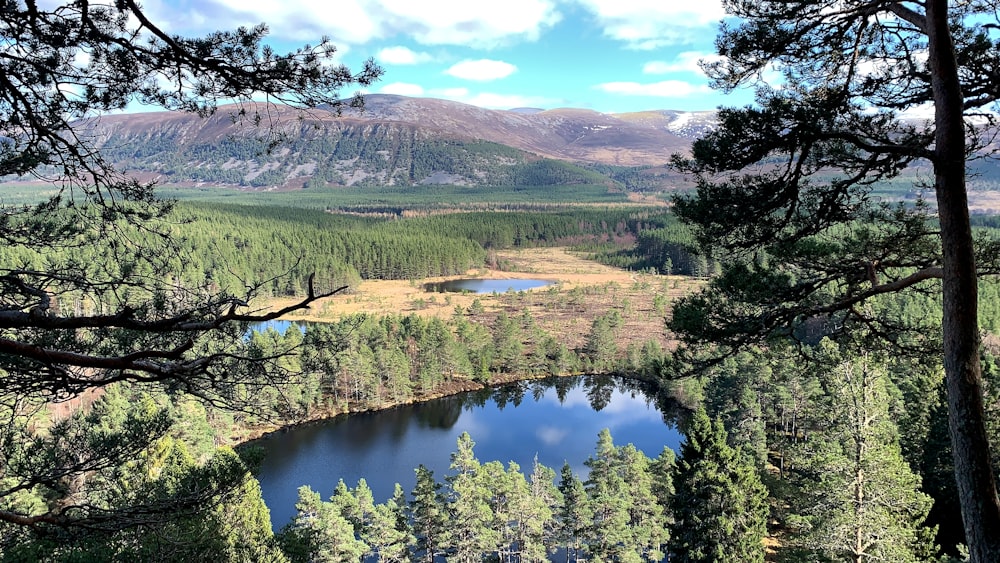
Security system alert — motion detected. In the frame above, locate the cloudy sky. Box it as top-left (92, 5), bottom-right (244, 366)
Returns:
top-left (148, 0), bottom-right (756, 113)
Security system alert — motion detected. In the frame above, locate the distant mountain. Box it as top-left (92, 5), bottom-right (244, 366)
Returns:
top-left (338, 95), bottom-right (712, 165)
top-left (75, 94), bottom-right (716, 189)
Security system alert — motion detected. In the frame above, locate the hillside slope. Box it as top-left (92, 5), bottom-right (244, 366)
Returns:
top-left (77, 95), bottom-right (715, 188)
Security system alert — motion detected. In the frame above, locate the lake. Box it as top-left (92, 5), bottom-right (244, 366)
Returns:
top-left (423, 278), bottom-right (554, 294)
top-left (253, 376), bottom-right (684, 530)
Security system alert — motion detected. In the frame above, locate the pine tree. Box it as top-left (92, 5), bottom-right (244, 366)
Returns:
top-left (361, 483), bottom-right (413, 563)
top-left (492, 312), bottom-right (525, 374)
top-left (666, 2), bottom-right (1000, 558)
top-left (585, 316), bottom-right (618, 372)
top-left (0, 0), bottom-right (379, 536)
top-left (619, 443), bottom-right (669, 561)
top-left (670, 409), bottom-right (767, 563)
top-left (650, 446), bottom-right (676, 515)
top-left (584, 429), bottom-right (635, 562)
top-left (280, 486), bottom-right (366, 563)
top-left (410, 465), bottom-right (448, 563)
top-left (528, 456), bottom-right (563, 558)
top-left (446, 432), bottom-right (500, 562)
top-left (558, 462), bottom-right (594, 563)
top-left (791, 355), bottom-right (935, 562)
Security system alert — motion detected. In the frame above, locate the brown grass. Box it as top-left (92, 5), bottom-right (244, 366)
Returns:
top-left (265, 247), bottom-right (701, 354)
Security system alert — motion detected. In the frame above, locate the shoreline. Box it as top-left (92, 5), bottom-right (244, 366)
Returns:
top-left (236, 369), bottom-right (671, 448)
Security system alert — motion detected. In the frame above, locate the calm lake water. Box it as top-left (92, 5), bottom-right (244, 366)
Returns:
top-left (424, 278), bottom-right (554, 294)
top-left (253, 376), bottom-right (684, 530)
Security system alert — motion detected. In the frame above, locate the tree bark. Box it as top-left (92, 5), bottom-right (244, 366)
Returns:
top-left (926, 2), bottom-right (1000, 560)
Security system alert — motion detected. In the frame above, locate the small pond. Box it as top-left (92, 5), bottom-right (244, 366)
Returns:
top-left (423, 278), bottom-right (554, 294)
top-left (252, 376), bottom-right (684, 530)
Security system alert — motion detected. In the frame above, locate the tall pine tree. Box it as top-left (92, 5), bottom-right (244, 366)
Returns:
top-left (790, 354), bottom-right (935, 562)
top-left (670, 409), bottom-right (767, 563)
top-left (410, 465), bottom-right (447, 563)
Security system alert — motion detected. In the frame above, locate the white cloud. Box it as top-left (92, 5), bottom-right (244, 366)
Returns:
top-left (536, 426), bottom-right (569, 446)
top-left (377, 46), bottom-right (434, 65)
top-left (379, 82), bottom-right (425, 96)
top-left (445, 59), bottom-right (518, 81)
top-left (596, 80), bottom-right (712, 97)
top-left (573, 0), bottom-right (725, 49)
top-left (643, 51), bottom-right (722, 74)
top-left (376, 0), bottom-right (561, 47)
top-left (159, 0), bottom-right (560, 48)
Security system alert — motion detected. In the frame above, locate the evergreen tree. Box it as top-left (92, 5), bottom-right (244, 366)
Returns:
top-left (328, 479), bottom-right (359, 527)
top-left (492, 312), bottom-right (526, 374)
top-left (361, 483), bottom-right (413, 563)
top-left (619, 443), bottom-right (669, 561)
top-left (705, 354), bottom-right (769, 464)
top-left (670, 409), bottom-right (767, 563)
top-left (585, 315), bottom-right (618, 372)
top-left (280, 486), bottom-right (366, 563)
top-left (558, 462), bottom-right (594, 563)
top-left (410, 465), bottom-right (448, 563)
top-left (446, 432), bottom-right (500, 562)
top-left (529, 456), bottom-right (563, 558)
top-left (0, 0), bottom-right (379, 537)
top-left (584, 429), bottom-right (635, 562)
top-left (650, 446), bottom-right (676, 514)
top-left (667, 2), bottom-right (1000, 557)
top-left (790, 355), bottom-right (935, 562)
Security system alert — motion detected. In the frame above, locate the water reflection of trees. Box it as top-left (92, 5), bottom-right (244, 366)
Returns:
top-left (450, 376), bottom-right (686, 430)
top-left (259, 376), bottom-right (686, 461)
top-left (410, 395), bottom-right (464, 430)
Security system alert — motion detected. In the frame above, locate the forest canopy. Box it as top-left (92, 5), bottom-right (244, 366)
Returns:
top-left (0, 0), bottom-right (379, 539)
top-left (668, 1), bottom-right (1000, 560)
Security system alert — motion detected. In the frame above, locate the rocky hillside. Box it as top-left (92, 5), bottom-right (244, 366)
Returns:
top-left (77, 95), bottom-right (716, 189)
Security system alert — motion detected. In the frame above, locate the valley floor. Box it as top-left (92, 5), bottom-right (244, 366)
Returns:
top-left (265, 247), bottom-right (700, 354)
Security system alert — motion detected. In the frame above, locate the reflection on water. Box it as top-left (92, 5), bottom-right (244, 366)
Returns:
top-left (252, 376), bottom-right (684, 530)
top-left (247, 319), bottom-right (307, 337)
top-left (423, 278), bottom-right (554, 294)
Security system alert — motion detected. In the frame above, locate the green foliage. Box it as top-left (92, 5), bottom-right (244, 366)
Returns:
top-left (410, 465), bottom-right (447, 563)
top-left (670, 409), bottom-right (767, 563)
top-left (582, 429), bottom-right (670, 562)
top-left (3, 423), bottom-right (284, 562)
top-left (269, 427), bottom-right (677, 563)
top-left (278, 486), bottom-right (365, 563)
top-left (0, 14), bottom-right (379, 544)
top-left (786, 351), bottom-right (935, 562)
top-left (585, 312), bottom-right (620, 372)
top-left (558, 462), bottom-right (595, 562)
top-left (668, 4), bottom-right (1000, 556)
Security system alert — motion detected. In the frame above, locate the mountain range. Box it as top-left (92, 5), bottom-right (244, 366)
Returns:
top-left (80, 94), bottom-right (718, 189)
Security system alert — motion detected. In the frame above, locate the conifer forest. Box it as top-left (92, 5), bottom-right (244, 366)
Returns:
top-left (4, 1), bottom-right (1000, 562)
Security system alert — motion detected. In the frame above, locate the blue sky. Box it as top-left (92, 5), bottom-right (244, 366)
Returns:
top-left (148, 0), bottom-right (758, 114)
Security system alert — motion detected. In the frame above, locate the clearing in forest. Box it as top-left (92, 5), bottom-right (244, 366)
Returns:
top-left (268, 247), bottom-right (699, 353)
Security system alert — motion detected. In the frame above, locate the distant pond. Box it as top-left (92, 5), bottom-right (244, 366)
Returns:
top-left (253, 376), bottom-right (685, 530)
top-left (423, 278), bottom-right (554, 294)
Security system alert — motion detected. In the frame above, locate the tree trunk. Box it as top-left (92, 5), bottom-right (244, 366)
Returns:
top-left (926, 2), bottom-right (1000, 560)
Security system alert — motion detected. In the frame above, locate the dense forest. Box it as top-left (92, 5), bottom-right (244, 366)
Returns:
top-left (3, 197), bottom-right (1000, 561)
top-left (7, 0), bottom-right (1000, 560)
top-left (0, 202), bottom-right (706, 300)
